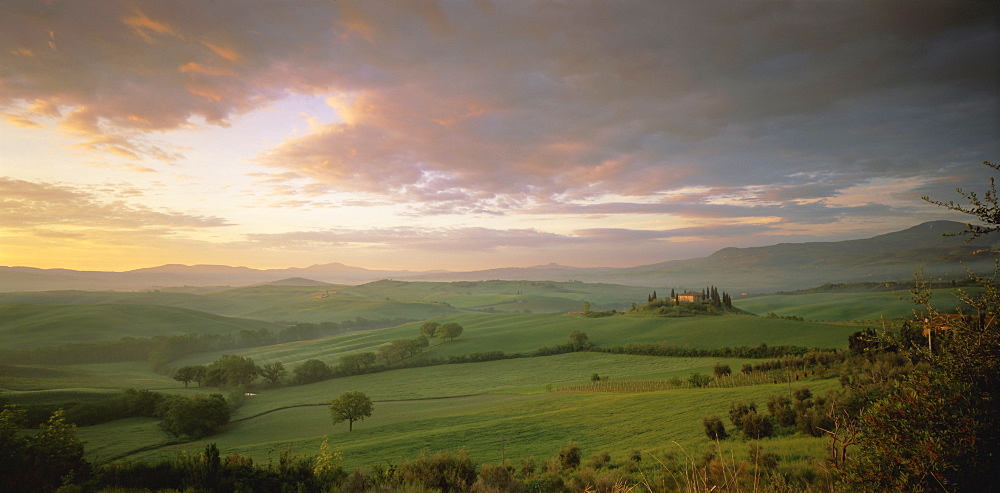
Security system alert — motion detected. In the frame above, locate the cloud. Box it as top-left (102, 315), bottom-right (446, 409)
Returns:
top-left (0, 177), bottom-right (232, 230)
top-left (246, 0), bottom-right (997, 215)
top-left (2, 0), bottom-right (997, 234)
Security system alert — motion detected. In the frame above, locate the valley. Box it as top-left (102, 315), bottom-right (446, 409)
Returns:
top-left (1, 222), bottom-right (996, 492)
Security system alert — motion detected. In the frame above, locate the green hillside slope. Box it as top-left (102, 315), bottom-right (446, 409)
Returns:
top-left (0, 289), bottom-right (244, 313)
top-left (0, 281), bottom-right (656, 324)
top-left (87, 353), bottom-right (839, 469)
top-left (734, 288), bottom-right (979, 322)
top-left (169, 312), bottom-right (860, 372)
top-left (0, 304), bottom-right (279, 349)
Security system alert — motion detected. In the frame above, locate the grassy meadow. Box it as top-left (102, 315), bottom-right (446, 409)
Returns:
top-left (733, 287), bottom-right (981, 322)
top-left (0, 304), bottom-right (279, 349)
top-left (76, 352), bottom-right (841, 470)
top-left (1, 278), bottom-right (936, 487)
top-left (162, 312), bottom-right (862, 373)
top-left (0, 280), bottom-right (653, 325)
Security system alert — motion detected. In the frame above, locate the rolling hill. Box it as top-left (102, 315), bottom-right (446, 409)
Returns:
top-left (0, 304), bottom-right (280, 349)
top-left (1, 221), bottom-right (994, 293)
top-left (0, 280), bottom-right (654, 322)
top-left (611, 220), bottom-right (997, 289)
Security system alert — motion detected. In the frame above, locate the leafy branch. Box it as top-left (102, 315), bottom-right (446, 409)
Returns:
top-left (921, 161), bottom-right (999, 240)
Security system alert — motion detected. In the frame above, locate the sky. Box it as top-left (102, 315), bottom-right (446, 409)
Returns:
top-left (1, 0), bottom-right (998, 272)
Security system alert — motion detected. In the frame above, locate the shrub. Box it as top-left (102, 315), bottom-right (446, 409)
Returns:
top-left (793, 387), bottom-right (812, 402)
top-left (159, 394), bottom-right (230, 439)
top-left (398, 449), bottom-right (478, 492)
top-left (703, 415), bottom-right (728, 440)
top-left (728, 401), bottom-right (756, 429)
top-left (558, 442), bottom-right (582, 470)
top-left (740, 411), bottom-right (774, 439)
top-left (766, 394), bottom-right (797, 428)
top-left (471, 463), bottom-right (522, 493)
top-left (629, 450), bottom-right (642, 464)
top-left (588, 451), bottom-right (611, 470)
top-left (688, 373), bottom-right (713, 388)
top-left (713, 363), bottom-right (732, 378)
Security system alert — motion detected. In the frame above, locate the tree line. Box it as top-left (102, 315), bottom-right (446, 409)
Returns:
top-left (172, 322), bottom-right (468, 390)
top-left (593, 341), bottom-right (818, 359)
top-left (171, 331), bottom-right (822, 394)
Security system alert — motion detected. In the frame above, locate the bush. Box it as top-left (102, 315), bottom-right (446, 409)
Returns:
top-left (703, 415), bottom-right (728, 440)
top-left (159, 394), bottom-right (230, 439)
top-left (558, 442), bottom-right (582, 470)
top-left (472, 463), bottom-right (522, 493)
top-left (713, 363), bottom-right (732, 378)
top-left (688, 373), bottom-right (713, 388)
top-left (793, 387), bottom-right (812, 402)
top-left (398, 449), bottom-right (478, 492)
top-left (588, 451), bottom-right (611, 470)
top-left (728, 401), bottom-right (756, 429)
top-left (766, 394), bottom-right (797, 428)
top-left (740, 411), bottom-right (774, 439)
top-left (796, 407), bottom-right (834, 438)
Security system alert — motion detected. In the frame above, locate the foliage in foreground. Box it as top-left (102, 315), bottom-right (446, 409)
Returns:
top-left (44, 440), bottom-right (838, 493)
top-left (831, 268), bottom-right (1000, 492)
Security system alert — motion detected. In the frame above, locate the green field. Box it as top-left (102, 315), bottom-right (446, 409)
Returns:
top-left (0, 278), bottom-right (873, 485)
top-left (164, 312), bottom-right (861, 372)
top-left (0, 304), bottom-right (279, 349)
top-left (733, 287), bottom-right (980, 322)
top-left (0, 280), bottom-right (658, 325)
top-left (0, 361), bottom-right (178, 392)
top-left (74, 352), bottom-right (840, 469)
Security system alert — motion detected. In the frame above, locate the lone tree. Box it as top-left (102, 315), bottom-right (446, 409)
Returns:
top-left (329, 391), bottom-right (374, 431)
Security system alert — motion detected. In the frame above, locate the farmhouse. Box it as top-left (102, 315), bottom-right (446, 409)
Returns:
top-left (676, 291), bottom-right (706, 303)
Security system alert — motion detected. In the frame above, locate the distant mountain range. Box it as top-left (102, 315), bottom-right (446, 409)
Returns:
top-left (2, 221), bottom-right (996, 293)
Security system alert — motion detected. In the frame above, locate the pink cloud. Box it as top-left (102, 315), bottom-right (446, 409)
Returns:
top-left (0, 177), bottom-right (232, 230)
top-left (1, 0), bottom-right (995, 227)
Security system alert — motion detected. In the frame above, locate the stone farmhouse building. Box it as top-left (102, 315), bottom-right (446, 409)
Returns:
top-left (676, 291), bottom-right (707, 303)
